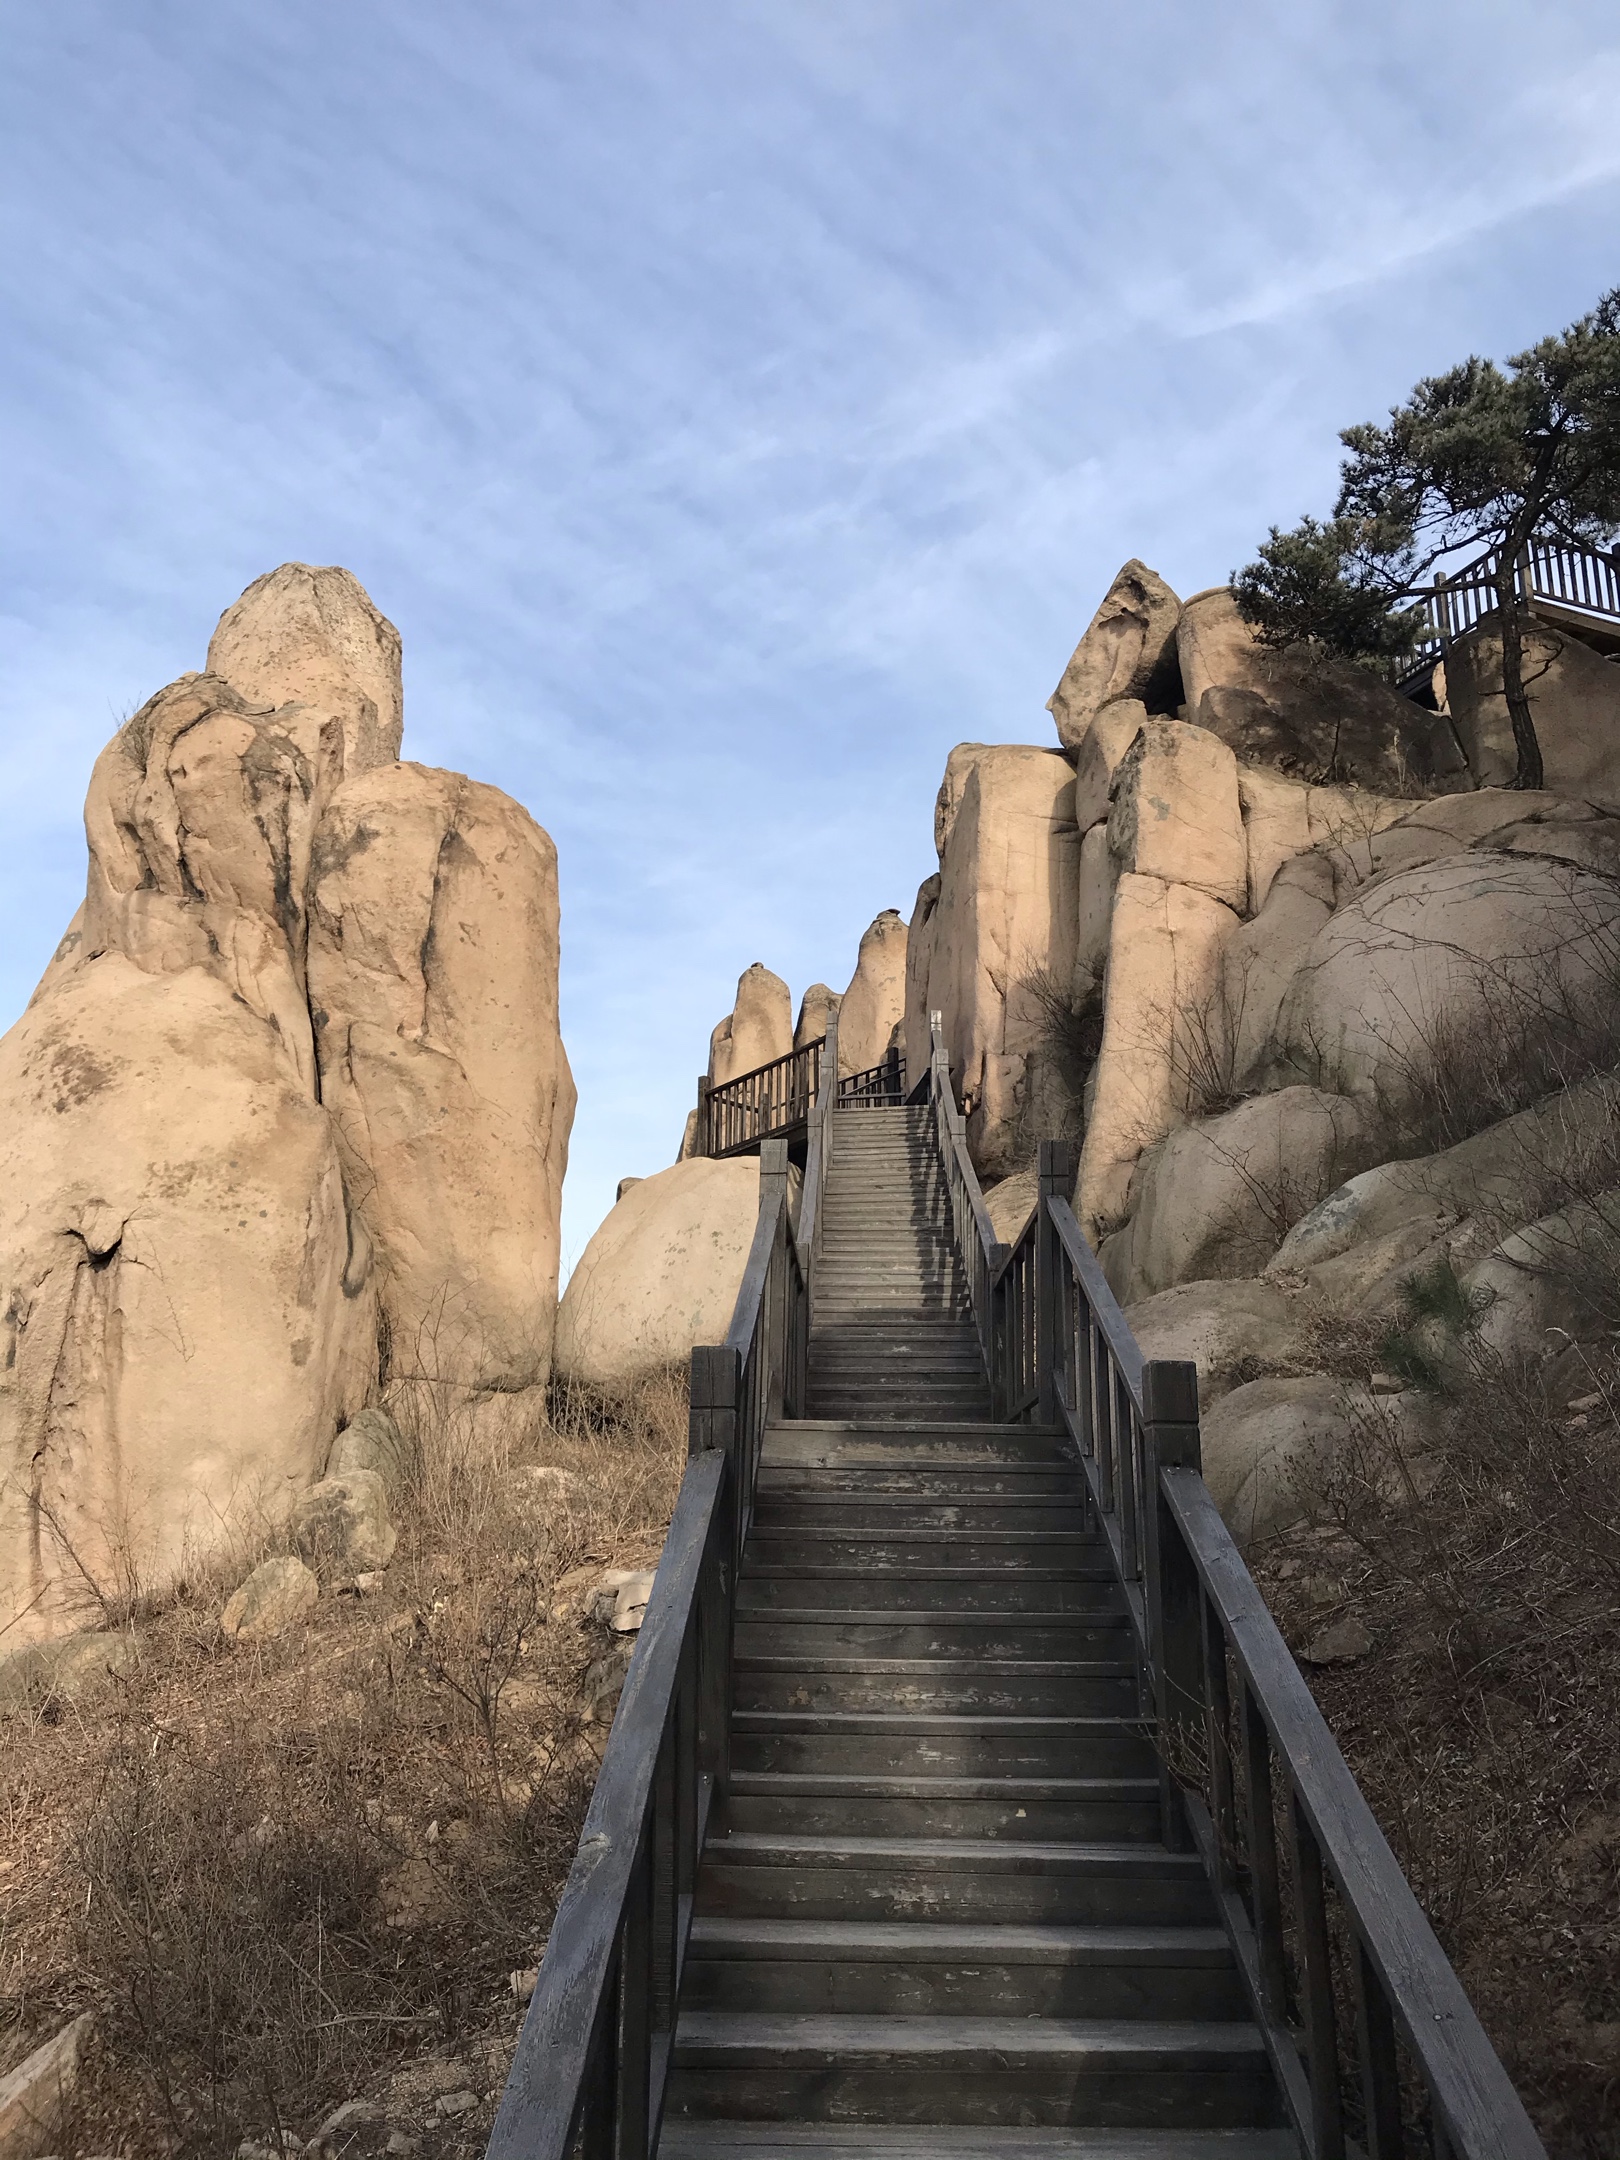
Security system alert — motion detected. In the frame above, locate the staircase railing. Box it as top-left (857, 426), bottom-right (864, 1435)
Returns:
top-left (695, 1035), bottom-right (823, 1157)
top-left (913, 1032), bottom-right (1545, 2156)
top-left (1393, 532), bottom-right (1620, 690)
top-left (487, 1133), bottom-right (810, 2160)
top-left (836, 1043), bottom-right (905, 1106)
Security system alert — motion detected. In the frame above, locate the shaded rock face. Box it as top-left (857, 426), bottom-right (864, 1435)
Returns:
top-left (838, 910), bottom-right (907, 1075)
top-left (308, 763), bottom-right (575, 1396)
top-left (1048, 560), bottom-right (1182, 752)
top-left (555, 1157), bottom-right (768, 1392)
top-left (1446, 617), bottom-right (1620, 798)
top-left (909, 747), bottom-right (1080, 1179)
top-left (1177, 588), bottom-right (1470, 795)
top-left (710, 963), bottom-right (793, 1085)
top-left (0, 565), bottom-right (572, 1647)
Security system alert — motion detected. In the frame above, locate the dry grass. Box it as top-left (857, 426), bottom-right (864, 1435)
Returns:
top-left (1252, 1345), bottom-right (1620, 2157)
top-left (0, 1366), bottom-right (687, 2158)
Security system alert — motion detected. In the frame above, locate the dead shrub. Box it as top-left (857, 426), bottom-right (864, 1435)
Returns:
top-left (1254, 1346), bottom-right (1620, 2156)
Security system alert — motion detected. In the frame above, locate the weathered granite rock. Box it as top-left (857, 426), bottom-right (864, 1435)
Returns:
top-left (1177, 588), bottom-right (1470, 793)
top-left (1074, 822), bottom-right (1117, 983)
top-left (0, 1629), bottom-right (138, 1708)
top-left (983, 1167), bottom-right (1039, 1246)
top-left (902, 873), bottom-right (942, 1078)
top-left (0, 956), bottom-right (374, 1645)
top-left (220, 1554), bottom-right (320, 1641)
top-left (1107, 720), bottom-right (1246, 912)
top-left (291, 1469), bottom-right (397, 1576)
top-left (1445, 616), bottom-right (1620, 797)
top-left (1047, 562), bottom-right (1182, 752)
top-left (913, 747), bottom-right (1081, 1179)
top-left (1077, 873), bottom-right (1236, 1239)
top-left (1275, 854), bottom-right (1620, 1105)
top-left (709, 963), bottom-right (793, 1085)
top-left (1200, 1376), bottom-right (1357, 1546)
top-left (555, 1157), bottom-right (771, 1392)
top-left (0, 2012), bottom-right (93, 2158)
top-left (838, 911), bottom-right (908, 1075)
top-left (207, 561), bottom-right (403, 772)
top-left (1218, 852), bottom-right (1337, 1093)
top-left (1104, 1087), bottom-right (1380, 1301)
top-left (1123, 1278), bottom-right (1304, 1407)
top-left (1238, 766), bottom-right (1411, 915)
top-left (794, 983), bottom-right (841, 1050)
top-left (1072, 699), bottom-right (1150, 833)
top-left (307, 762), bottom-right (574, 1399)
top-left (328, 1407), bottom-right (413, 1499)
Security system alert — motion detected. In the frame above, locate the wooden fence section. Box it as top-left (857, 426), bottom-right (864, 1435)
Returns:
top-left (1397, 534), bottom-right (1620, 688)
top-left (695, 1033), bottom-right (905, 1156)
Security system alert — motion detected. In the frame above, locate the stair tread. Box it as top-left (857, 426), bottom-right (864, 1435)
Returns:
top-left (688, 1918), bottom-right (1232, 1961)
top-left (710, 1834), bottom-right (1200, 1871)
top-left (674, 2012), bottom-right (1266, 2062)
top-left (729, 1775), bottom-right (1155, 1800)
top-left (660, 2128), bottom-right (1297, 2155)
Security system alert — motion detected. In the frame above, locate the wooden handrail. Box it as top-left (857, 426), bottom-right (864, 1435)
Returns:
top-left (1394, 531), bottom-right (1620, 689)
top-left (490, 1136), bottom-right (809, 2158)
top-left (696, 1036), bottom-right (825, 1158)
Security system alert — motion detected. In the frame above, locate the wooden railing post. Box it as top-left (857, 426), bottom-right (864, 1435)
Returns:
top-left (688, 1344), bottom-right (740, 1464)
top-left (695, 1076), bottom-right (712, 1159)
top-left (1141, 1357), bottom-right (1201, 1850)
top-left (1035, 1139), bottom-right (1076, 1428)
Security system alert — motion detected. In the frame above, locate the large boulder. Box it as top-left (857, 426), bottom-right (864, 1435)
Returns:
top-left (1103, 1086), bottom-right (1380, 1301)
top-left (709, 963), bottom-right (793, 1085)
top-left (1200, 1376), bottom-right (1354, 1547)
top-left (1107, 719), bottom-right (1246, 912)
top-left (206, 561), bottom-right (404, 772)
top-left (1274, 853), bottom-right (1620, 1106)
top-left (1176, 588), bottom-right (1470, 794)
top-left (912, 747), bottom-right (1081, 1179)
top-left (1124, 1278), bottom-right (1304, 1408)
top-left (307, 763), bottom-right (575, 1398)
top-left (1072, 698), bottom-right (1150, 832)
top-left (1077, 873), bottom-right (1236, 1239)
top-left (1445, 617), bottom-right (1620, 798)
top-left (838, 910), bottom-right (908, 1075)
top-left (1238, 766), bottom-right (1411, 915)
top-left (1047, 561), bottom-right (1182, 752)
top-left (555, 1157), bottom-right (769, 1392)
top-left (902, 873), bottom-right (942, 1077)
top-left (0, 956), bottom-right (374, 1645)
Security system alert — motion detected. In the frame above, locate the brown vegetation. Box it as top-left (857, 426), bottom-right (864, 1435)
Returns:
top-left (0, 1369), bottom-right (687, 2158)
top-left (1254, 1336), bottom-right (1620, 2158)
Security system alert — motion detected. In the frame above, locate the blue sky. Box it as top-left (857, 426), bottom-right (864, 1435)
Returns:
top-left (4, 0), bottom-right (1619, 1268)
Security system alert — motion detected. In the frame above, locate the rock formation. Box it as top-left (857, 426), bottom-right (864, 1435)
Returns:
top-left (837, 910), bottom-right (907, 1075)
top-left (709, 963), bottom-right (793, 1085)
top-left (0, 564), bottom-right (572, 1646)
top-left (1047, 560), bottom-right (1182, 752)
top-left (555, 1157), bottom-right (770, 1392)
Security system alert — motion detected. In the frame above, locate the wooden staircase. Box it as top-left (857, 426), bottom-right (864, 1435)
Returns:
top-left (661, 1106), bottom-right (1294, 2155)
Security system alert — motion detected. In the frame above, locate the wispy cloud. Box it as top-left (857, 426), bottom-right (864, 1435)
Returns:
top-left (2, 0), bottom-right (1618, 1263)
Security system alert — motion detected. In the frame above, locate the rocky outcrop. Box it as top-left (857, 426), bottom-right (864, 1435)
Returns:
top-left (1124, 1277), bottom-right (1304, 1408)
top-left (906, 747), bottom-right (1080, 1178)
top-left (0, 956), bottom-right (375, 1643)
top-left (555, 1158), bottom-right (771, 1392)
top-left (710, 964), bottom-right (793, 1085)
top-left (1107, 718), bottom-right (1247, 911)
top-left (1102, 1086), bottom-right (1380, 1301)
top-left (206, 560), bottom-right (404, 771)
top-left (0, 566), bottom-right (571, 1648)
top-left (1047, 561), bottom-right (1182, 751)
top-left (307, 763), bottom-right (574, 1399)
top-left (1446, 617), bottom-right (1620, 798)
top-left (838, 910), bottom-right (907, 1074)
top-left (1177, 588), bottom-right (1470, 794)
top-left (795, 983), bottom-right (840, 1049)
top-left (1275, 852), bottom-right (1620, 1105)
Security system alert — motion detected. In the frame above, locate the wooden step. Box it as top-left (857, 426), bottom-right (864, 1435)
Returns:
top-left (729, 1713), bottom-right (1159, 1780)
top-left (744, 1529), bottom-right (1106, 1570)
top-left (750, 1496), bottom-right (1086, 1532)
top-left (761, 1423), bottom-right (1071, 1464)
top-left (734, 1614), bottom-right (1133, 1662)
top-left (666, 2010), bottom-right (1277, 2127)
top-left (737, 1571), bottom-right (1120, 1614)
top-left (732, 1659), bottom-right (1137, 1717)
top-left (660, 2128), bottom-right (1298, 2157)
top-left (680, 1917), bottom-right (1247, 2019)
top-left (721, 1770), bottom-right (1160, 1840)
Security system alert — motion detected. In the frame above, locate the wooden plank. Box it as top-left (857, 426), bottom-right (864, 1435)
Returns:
top-left (1047, 1198), bottom-right (1146, 1407)
top-left (1161, 1466), bottom-right (1546, 2159)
